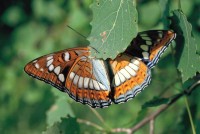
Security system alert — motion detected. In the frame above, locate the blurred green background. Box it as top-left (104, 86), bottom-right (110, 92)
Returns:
top-left (1, 0), bottom-right (200, 134)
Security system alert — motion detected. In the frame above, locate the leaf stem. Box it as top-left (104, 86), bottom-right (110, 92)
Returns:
top-left (184, 96), bottom-right (196, 134)
top-left (77, 118), bottom-right (104, 131)
top-left (89, 107), bottom-right (108, 128)
top-left (149, 119), bottom-right (154, 134)
top-left (178, 0), bottom-right (182, 10)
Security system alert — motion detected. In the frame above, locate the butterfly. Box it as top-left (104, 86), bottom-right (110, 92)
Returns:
top-left (24, 30), bottom-right (176, 108)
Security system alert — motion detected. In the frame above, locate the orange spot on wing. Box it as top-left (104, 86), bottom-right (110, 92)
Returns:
top-left (114, 62), bottom-right (148, 99)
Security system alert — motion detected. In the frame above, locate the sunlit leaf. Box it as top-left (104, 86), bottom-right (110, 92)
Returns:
top-left (46, 90), bottom-right (74, 126)
top-left (43, 123), bottom-right (60, 134)
top-left (88, 0), bottom-right (138, 59)
top-left (171, 10), bottom-right (200, 82)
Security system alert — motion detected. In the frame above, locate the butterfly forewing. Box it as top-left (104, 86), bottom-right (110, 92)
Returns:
top-left (24, 47), bottom-right (112, 108)
top-left (125, 30), bottom-right (176, 69)
top-left (25, 47), bottom-right (88, 91)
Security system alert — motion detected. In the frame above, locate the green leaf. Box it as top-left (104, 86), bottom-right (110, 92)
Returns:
top-left (88, 0), bottom-right (138, 59)
top-left (43, 117), bottom-right (80, 134)
top-left (46, 90), bottom-right (74, 126)
top-left (171, 10), bottom-right (200, 82)
top-left (142, 97), bottom-right (169, 109)
top-left (59, 117), bottom-right (80, 134)
top-left (194, 31), bottom-right (200, 55)
top-left (43, 123), bottom-right (61, 134)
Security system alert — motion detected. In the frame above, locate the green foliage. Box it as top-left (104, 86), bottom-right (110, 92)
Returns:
top-left (171, 9), bottom-right (200, 83)
top-left (88, 0), bottom-right (138, 59)
top-left (32, 0), bottom-right (65, 23)
top-left (138, 1), bottom-right (160, 28)
top-left (1, 0), bottom-right (200, 134)
top-left (46, 89), bottom-right (74, 127)
top-left (43, 117), bottom-right (80, 134)
top-left (1, 6), bottom-right (26, 27)
top-left (142, 97), bottom-right (169, 109)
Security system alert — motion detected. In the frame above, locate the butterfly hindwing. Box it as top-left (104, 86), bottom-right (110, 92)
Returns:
top-left (108, 54), bottom-right (151, 103)
top-left (66, 57), bottom-right (111, 108)
top-left (125, 30), bottom-right (176, 69)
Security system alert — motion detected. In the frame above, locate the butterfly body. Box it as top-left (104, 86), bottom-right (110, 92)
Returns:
top-left (25, 30), bottom-right (176, 108)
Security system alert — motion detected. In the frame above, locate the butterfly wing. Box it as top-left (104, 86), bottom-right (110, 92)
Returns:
top-left (66, 57), bottom-right (111, 108)
top-left (25, 30), bottom-right (176, 108)
top-left (125, 30), bottom-right (176, 69)
top-left (108, 54), bottom-right (151, 104)
top-left (24, 47), bottom-right (112, 108)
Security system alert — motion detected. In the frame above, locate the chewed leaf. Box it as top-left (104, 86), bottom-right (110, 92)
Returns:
top-left (88, 0), bottom-right (138, 59)
top-left (171, 10), bottom-right (200, 82)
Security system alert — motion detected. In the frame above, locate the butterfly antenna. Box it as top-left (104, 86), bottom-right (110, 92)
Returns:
top-left (67, 25), bottom-right (99, 53)
top-left (67, 25), bottom-right (86, 38)
top-left (89, 46), bottom-right (99, 53)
